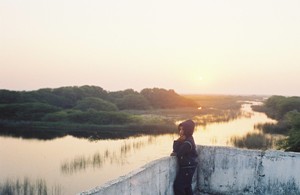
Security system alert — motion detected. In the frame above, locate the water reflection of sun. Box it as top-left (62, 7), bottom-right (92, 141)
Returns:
top-left (193, 104), bottom-right (277, 147)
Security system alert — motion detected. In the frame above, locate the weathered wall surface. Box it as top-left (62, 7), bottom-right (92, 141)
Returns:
top-left (79, 156), bottom-right (180, 195)
top-left (79, 146), bottom-right (300, 195)
top-left (197, 146), bottom-right (300, 195)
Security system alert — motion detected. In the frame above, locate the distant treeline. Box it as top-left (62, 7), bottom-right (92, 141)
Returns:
top-left (253, 95), bottom-right (300, 152)
top-left (0, 86), bottom-right (197, 111)
top-left (0, 86), bottom-right (197, 139)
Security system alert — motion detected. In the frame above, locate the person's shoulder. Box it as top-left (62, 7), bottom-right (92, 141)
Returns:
top-left (185, 136), bottom-right (195, 142)
top-left (183, 138), bottom-right (194, 149)
top-left (184, 136), bottom-right (196, 147)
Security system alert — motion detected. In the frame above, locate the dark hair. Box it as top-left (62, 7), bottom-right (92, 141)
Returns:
top-left (178, 123), bottom-right (183, 131)
top-left (178, 120), bottom-right (195, 137)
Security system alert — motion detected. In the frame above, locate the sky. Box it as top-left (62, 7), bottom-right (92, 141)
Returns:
top-left (1, 0), bottom-right (300, 96)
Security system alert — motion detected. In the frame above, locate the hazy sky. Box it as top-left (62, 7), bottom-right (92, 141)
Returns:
top-left (1, 0), bottom-right (300, 96)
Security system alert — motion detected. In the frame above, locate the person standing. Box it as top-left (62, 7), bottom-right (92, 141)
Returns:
top-left (171, 120), bottom-right (198, 195)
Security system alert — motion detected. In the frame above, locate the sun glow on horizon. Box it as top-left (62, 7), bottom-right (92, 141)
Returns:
top-left (1, 0), bottom-right (300, 96)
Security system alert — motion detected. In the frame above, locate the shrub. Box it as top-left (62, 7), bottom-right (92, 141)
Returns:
top-left (66, 109), bottom-right (133, 125)
top-left (75, 97), bottom-right (118, 111)
top-left (0, 103), bottom-right (61, 121)
top-left (116, 94), bottom-right (151, 110)
top-left (0, 178), bottom-right (61, 195)
top-left (278, 111), bottom-right (300, 152)
top-left (42, 111), bottom-right (69, 122)
top-left (231, 132), bottom-right (273, 150)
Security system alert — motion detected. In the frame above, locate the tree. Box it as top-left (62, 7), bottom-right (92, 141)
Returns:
top-left (75, 97), bottom-right (118, 111)
top-left (0, 90), bottom-right (21, 104)
top-left (0, 103), bottom-right (61, 121)
top-left (140, 88), bottom-right (198, 108)
top-left (263, 96), bottom-right (300, 119)
top-left (279, 111), bottom-right (300, 152)
top-left (116, 94), bottom-right (151, 110)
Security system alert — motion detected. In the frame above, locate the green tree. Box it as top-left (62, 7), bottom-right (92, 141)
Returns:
top-left (256, 96), bottom-right (300, 152)
top-left (279, 111), bottom-right (300, 152)
top-left (0, 103), bottom-right (61, 121)
top-left (75, 97), bottom-right (118, 111)
top-left (66, 109), bottom-right (133, 125)
top-left (0, 90), bottom-right (21, 104)
top-left (140, 88), bottom-right (198, 108)
top-left (107, 89), bottom-right (137, 103)
top-left (262, 96), bottom-right (300, 119)
top-left (42, 111), bottom-right (69, 122)
top-left (116, 94), bottom-right (151, 110)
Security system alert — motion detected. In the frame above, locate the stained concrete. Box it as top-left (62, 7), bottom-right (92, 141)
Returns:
top-left (79, 146), bottom-right (300, 195)
top-left (79, 156), bottom-right (179, 195)
top-left (197, 146), bottom-right (300, 195)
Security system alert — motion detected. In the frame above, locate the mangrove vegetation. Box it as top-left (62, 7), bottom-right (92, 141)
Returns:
top-left (252, 95), bottom-right (300, 152)
top-left (0, 85), bottom-right (262, 140)
top-left (0, 86), bottom-right (199, 139)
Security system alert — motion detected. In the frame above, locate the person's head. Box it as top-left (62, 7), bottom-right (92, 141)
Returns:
top-left (178, 120), bottom-right (195, 137)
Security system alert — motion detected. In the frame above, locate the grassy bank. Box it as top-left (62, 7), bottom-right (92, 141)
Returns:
top-left (231, 132), bottom-right (274, 150)
top-left (0, 119), bottom-right (177, 140)
top-left (0, 178), bottom-right (62, 195)
top-left (0, 93), bottom-right (260, 140)
top-left (251, 95), bottom-right (300, 152)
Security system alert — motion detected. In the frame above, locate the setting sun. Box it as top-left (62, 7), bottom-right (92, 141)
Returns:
top-left (197, 76), bottom-right (203, 81)
top-left (1, 0), bottom-right (300, 96)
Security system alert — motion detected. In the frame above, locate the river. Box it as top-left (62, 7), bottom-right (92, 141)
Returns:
top-left (0, 102), bottom-right (280, 194)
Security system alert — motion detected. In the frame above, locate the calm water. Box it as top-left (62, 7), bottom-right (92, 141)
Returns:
top-left (0, 103), bottom-right (279, 194)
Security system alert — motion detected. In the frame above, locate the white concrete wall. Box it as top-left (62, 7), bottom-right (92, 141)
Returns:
top-left (79, 156), bottom-right (180, 195)
top-left (197, 146), bottom-right (300, 195)
top-left (79, 146), bottom-right (300, 195)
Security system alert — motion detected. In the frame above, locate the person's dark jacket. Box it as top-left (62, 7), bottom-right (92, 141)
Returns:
top-left (173, 136), bottom-right (198, 168)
